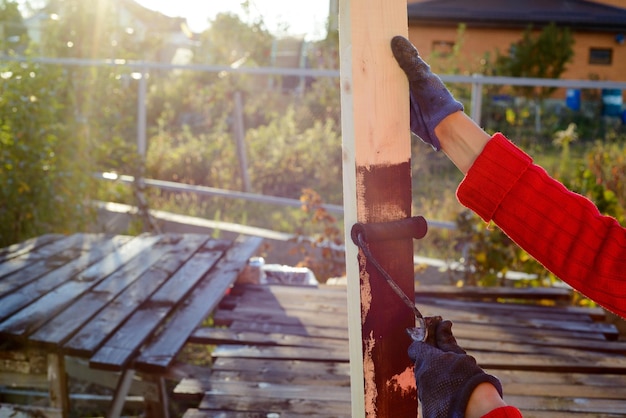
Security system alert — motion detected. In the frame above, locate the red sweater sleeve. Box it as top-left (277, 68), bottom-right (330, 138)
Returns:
top-left (482, 406), bottom-right (523, 417)
top-left (457, 133), bottom-right (626, 318)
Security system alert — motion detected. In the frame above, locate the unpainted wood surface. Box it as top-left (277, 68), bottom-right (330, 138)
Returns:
top-left (179, 283), bottom-right (626, 417)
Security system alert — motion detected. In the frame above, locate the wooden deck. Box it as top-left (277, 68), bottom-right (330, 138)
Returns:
top-left (177, 283), bottom-right (626, 418)
top-left (2, 233), bottom-right (626, 416)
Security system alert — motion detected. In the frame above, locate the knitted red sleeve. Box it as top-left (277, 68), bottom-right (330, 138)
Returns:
top-left (457, 133), bottom-right (626, 318)
top-left (481, 406), bottom-right (524, 417)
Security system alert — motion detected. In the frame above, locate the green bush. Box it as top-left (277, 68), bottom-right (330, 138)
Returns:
top-left (0, 61), bottom-right (96, 246)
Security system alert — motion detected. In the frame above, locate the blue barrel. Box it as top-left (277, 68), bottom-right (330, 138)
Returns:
top-left (566, 89), bottom-right (581, 111)
top-left (602, 89), bottom-right (623, 117)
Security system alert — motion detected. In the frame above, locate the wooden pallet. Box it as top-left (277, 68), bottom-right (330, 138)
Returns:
top-left (176, 283), bottom-right (626, 417)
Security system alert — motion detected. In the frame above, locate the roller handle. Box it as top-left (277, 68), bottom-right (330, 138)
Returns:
top-left (350, 216), bottom-right (428, 246)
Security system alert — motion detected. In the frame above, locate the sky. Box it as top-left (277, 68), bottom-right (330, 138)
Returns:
top-left (134, 0), bottom-right (330, 40)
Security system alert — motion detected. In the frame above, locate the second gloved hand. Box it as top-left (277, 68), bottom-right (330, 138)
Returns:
top-left (391, 36), bottom-right (463, 151)
top-left (409, 320), bottom-right (503, 418)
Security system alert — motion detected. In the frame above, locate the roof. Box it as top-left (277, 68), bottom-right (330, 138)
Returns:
top-left (407, 0), bottom-right (626, 31)
top-left (119, 0), bottom-right (187, 32)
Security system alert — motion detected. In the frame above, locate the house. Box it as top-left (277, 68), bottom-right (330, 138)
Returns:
top-left (115, 0), bottom-right (196, 63)
top-left (22, 0), bottom-right (195, 63)
top-left (406, 0), bottom-right (626, 84)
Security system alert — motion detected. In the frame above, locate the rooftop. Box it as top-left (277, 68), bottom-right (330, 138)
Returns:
top-left (408, 0), bottom-right (626, 31)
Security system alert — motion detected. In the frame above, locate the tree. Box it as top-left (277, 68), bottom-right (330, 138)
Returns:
top-left (494, 23), bottom-right (574, 100)
top-left (0, 55), bottom-right (96, 247)
top-left (193, 12), bottom-right (273, 66)
top-left (0, 0), bottom-right (29, 53)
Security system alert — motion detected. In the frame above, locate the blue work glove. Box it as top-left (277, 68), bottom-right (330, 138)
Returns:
top-left (391, 36), bottom-right (463, 151)
top-left (409, 320), bottom-right (503, 418)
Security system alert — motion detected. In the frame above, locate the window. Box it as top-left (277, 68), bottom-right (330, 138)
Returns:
top-left (589, 48), bottom-right (613, 65)
top-left (432, 41), bottom-right (454, 57)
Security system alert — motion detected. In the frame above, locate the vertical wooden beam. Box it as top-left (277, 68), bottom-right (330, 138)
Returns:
top-left (339, 1), bottom-right (415, 417)
top-left (47, 353), bottom-right (70, 417)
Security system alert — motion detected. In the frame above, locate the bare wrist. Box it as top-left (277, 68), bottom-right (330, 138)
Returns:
top-left (435, 111), bottom-right (491, 174)
top-left (465, 382), bottom-right (508, 418)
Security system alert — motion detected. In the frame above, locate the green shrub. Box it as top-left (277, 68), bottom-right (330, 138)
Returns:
top-left (0, 61), bottom-right (96, 246)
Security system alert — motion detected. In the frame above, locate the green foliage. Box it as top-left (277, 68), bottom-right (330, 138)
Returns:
top-left (0, 0), bottom-right (29, 53)
top-left (559, 134), bottom-right (626, 225)
top-left (194, 12), bottom-right (273, 66)
top-left (289, 189), bottom-right (345, 282)
top-left (493, 23), bottom-right (574, 99)
top-left (246, 107), bottom-right (342, 202)
top-left (0, 60), bottom-right (95, 246)
top-left (451, 211), bottom-right (552, 287)
top-left (450, 125), bottom-right (626, 289)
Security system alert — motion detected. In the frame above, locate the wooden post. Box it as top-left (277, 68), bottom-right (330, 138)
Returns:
top-left (339, 0), bottom-right (415, 417)
top-left (47, 353), bottom-right (70, 417)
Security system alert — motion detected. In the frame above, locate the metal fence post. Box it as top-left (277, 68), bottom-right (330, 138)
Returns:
top-left (233, 91), bottom-right (252, 192)
top-left (470, 73), bottom-right (483, 124)
top-left (137, 68), bottom-right (147, 158)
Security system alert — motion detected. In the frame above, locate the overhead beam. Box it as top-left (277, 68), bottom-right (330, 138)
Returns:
top-left (339, 0), bottom-right (415, 417)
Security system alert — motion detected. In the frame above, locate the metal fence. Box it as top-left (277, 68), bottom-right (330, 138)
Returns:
top-left (5, 55), bottom-right (626, 232)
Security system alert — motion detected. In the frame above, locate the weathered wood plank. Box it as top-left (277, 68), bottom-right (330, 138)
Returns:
top-left (220, 296), bottom-right (616, 339)
top-left (200, 379), bottom-right (350, 402)
top-left (208, 342), bottom-right (626, 374)
top-left (0, 235), bottom-right (133, 326)
top-left (174, 358), bottom-right (350, 401)
top-left (211, 344), bottom-right (347, 363)
top-left (196, 394), bottom-right (350, 417)
top-left (226, 292), bottom-right (347, 315)
top-left (0, 233), bottom-right (65, 262)
top-left (210, 309), bottom-right (624, 355)
top-left (221, 366), bottom-right (346, 383)
top-left (458, 335), bottom-right (626, 356)
top-left (134, 236), bottom-right (263, 373)
top-left (493, 369), bottom-right (626, 387)
top-left (515, 412), bottom-right (624, 418)
top-left (449, 321), bottom-right (617, 348)
top-left (148, 239), bottom-right (231, 304)
top-left (190, 327), bottom-right (347, 350)
top-left (179, 281), bottom-right (626, 417)
top-left (228, 320), bottom-right (348, 340)
top-left (211, 357), bottom-right (351, 378)
top-left (197, 393), bottom-right (350, 417)
top-left (415, 296), bottom-right (607, 321)
top-left (183, 409), bottom-right (330, 418)
top-left (415, 285), bottom-right (573, 301)
top-left (0, 403), bottom-right (63, 418)
top-left (231, 284), bottom-right (606, 323)
top-left (213, 308), bottom-right (607, 344)
top-left (242, 283), bottom-right (574, 302)
top-left (89, 307), bottom-right (171, 371)
top-left (506, 394), bottom-right (626, 414)
top-left (0, 235), bottom-right (160, 338)
top-left (503, 380), bottom-right (626, 399)
top-left (0, 234), bottom-right (117, 298)
top-left (214, 306), bottom-right (349, 328)
top-left (89, 245), bottom-right (226, 371)
top-left (63, 236), bottom-right (212, 357)
top-left (0, 234), bottom-right (101, 286)
top-left (29, 234), bottom-right (209, 347)
top-left (474, 350), bottom-right (626, 374)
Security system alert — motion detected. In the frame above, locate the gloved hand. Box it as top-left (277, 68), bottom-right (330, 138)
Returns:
top-left (409, 320), bottom-right (503, 418)
top-left (391, 36), bottom-right (463, 151)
